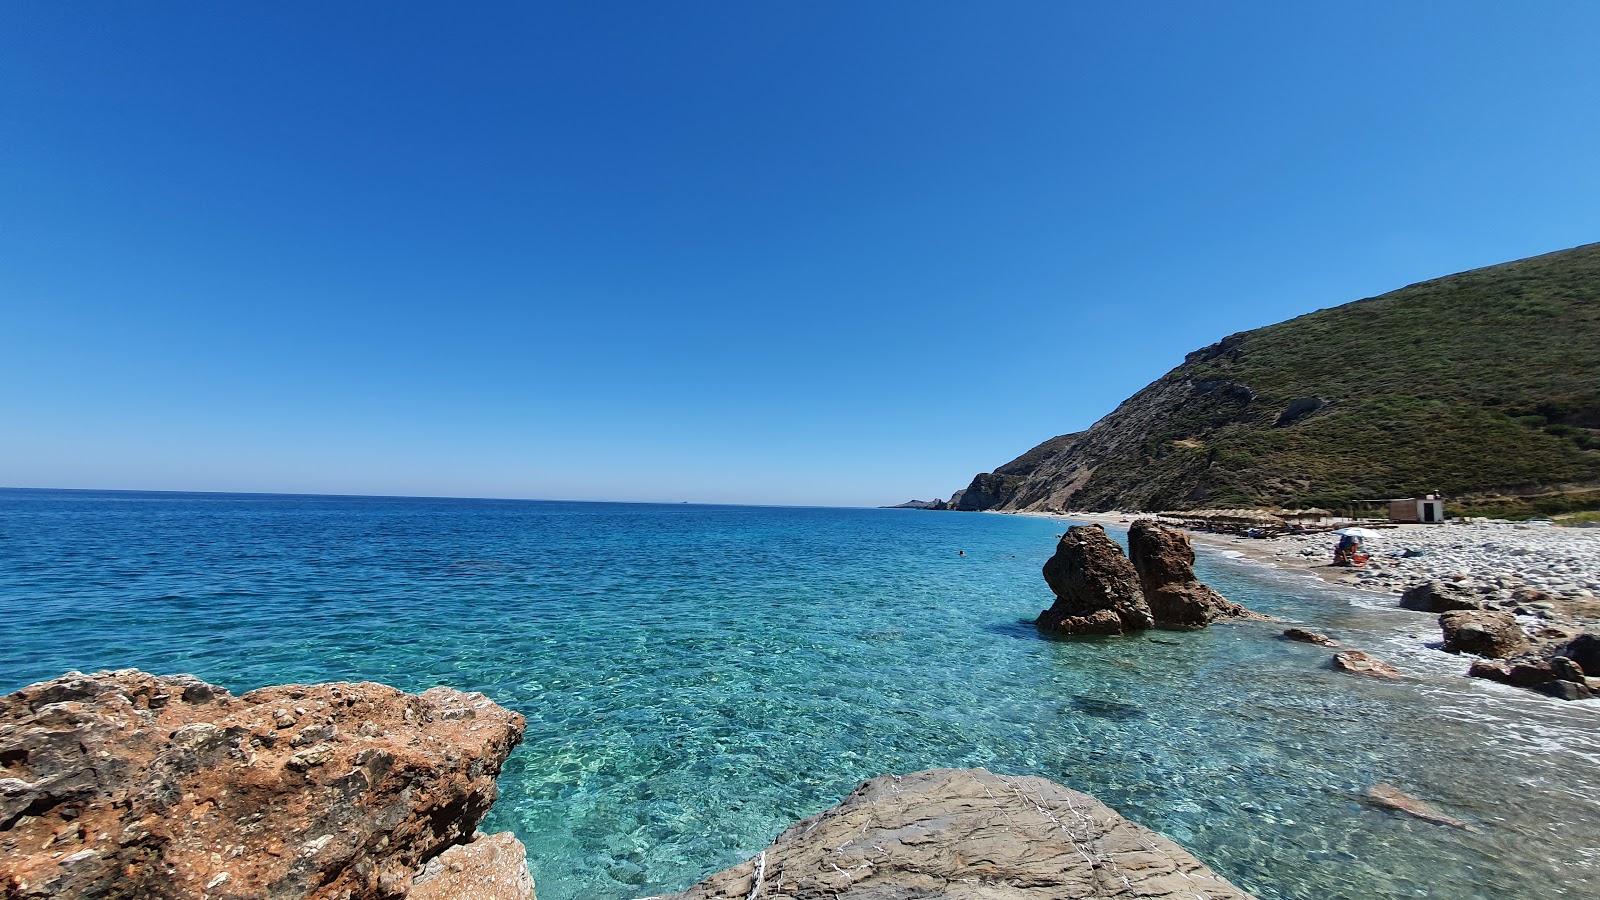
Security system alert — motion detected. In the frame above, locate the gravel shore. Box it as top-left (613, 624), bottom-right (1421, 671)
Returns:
top-left (1010, 511), bottom-right (1600, 630)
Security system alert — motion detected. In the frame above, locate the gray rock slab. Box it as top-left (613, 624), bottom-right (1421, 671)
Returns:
top-left (663, 767), bottom-right (1254, 899)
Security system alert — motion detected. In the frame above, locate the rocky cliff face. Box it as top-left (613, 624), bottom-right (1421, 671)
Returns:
top-left (0, 670), bottom-right (531, 900)
top-left (941, 243), bottom-right (1600, 515)
top-left (663, 767), bottom-right (1254, 900)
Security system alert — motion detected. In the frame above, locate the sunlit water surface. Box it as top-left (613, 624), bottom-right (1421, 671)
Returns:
top-left (2, 490), bottom-right (1596, 900)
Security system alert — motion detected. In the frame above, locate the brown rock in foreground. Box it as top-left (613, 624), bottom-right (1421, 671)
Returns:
top-left (0, 670), bottom-right (529, 900)
top-left (1038, 525), bottom-right (1154, 635)
top-left (1128, 520), bottom-right (1265, 626)
top-left (664, 768), bottom-right (1254, 900)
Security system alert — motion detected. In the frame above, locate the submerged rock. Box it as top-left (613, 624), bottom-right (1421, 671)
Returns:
top-left (1365, 785), bottom-right (1474, 830)
top-left (1038, 525), bottom-right (1153, 635)
top-left (0, 670), bottom-right (529, 900)
top-left (663, 767), bottom-right (1254, 900)
top-left (1128, 520), bottom-right (1264, 626)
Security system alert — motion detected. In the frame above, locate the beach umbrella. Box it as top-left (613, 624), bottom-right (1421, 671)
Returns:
top-left (1333, 527), bottom-right (1383, 538)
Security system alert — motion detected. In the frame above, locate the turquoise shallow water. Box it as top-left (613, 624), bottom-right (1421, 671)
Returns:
top-left (2, 490), bottom-right (1597, 899)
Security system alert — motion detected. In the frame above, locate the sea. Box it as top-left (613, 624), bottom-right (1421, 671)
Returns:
top-left (2, 489), bottom-right (1597, 900)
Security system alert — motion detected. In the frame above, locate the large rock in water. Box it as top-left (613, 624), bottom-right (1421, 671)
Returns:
top-left (664, 768), bottom-right (1254, 900)
top-left (0, 670), bottom-right (531, 900)
top-left (1127, 520), bottom-right (1261, 626)
top-left (1439, 610), bottom-right (1529, 659)
top-left (1038, 525), bottom-right (1154, 635)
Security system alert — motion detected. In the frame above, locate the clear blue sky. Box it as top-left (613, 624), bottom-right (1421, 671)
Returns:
top-left (3, 2), bottom-right (1597, 506)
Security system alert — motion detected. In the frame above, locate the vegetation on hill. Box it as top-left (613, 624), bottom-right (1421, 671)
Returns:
top-left (950, 243), bottom-right (1600, 516)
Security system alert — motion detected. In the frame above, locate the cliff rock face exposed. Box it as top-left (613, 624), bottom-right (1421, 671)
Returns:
top-left (664, 767), bottom-right (1254, 900)
top-left (0, 670), bottom-right (531, 900)
top-left (1038, 525), bottom-right (1153, 635)
top-left (940, 244), bottom-right (1600, 515)
top-left (1127, 520), bottom-right (1262, 626)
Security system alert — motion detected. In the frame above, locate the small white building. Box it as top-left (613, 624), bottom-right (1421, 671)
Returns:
top-left (1386, 494), bottom-right (1446, 524)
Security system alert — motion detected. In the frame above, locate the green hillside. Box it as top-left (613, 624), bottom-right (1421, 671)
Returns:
top-left (952, 243), bottom-right (1600, 517)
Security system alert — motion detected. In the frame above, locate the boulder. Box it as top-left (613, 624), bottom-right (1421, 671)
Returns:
top-left (1127, 520), bottom-right (1264, 626)
top-left (1283, 628), bottom-right (1339, 647)
top-left (1468, 659), bottom-right (1556, 688)
top-left (1550, 656), bottom-right (1586, 682)
top-left (1534, 680), bottom-right (1596, 701)
top-left (1399, 581), bottom-right (1482, 613)
top-left (1560, 631), bottom-right (1600, 674)
top-left (1038, 525), bottom-right (1154, 635)
top-left (663, 768), bottom-right (1254, 900)
top-left (1331, 651), bottom-right (1402, 678)
top-left (1440, 610), bottom-right (1529, 659)
top-left (0, 670), bottom-right (529, 900)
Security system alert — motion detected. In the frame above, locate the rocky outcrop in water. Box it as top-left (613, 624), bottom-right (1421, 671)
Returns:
top-left (1127, 520), bottom-right (1264, 626)
top-left (0, 670), bottom-right (531, 900)
top-left (1284, 628), bottom-right (1339, 646)
top-left (1467, 630), bottom-right (1600, 701)
top-left (1037, 523), bottom-right (1262, 635)
top-left (1439, 610), bottom-right (1529, 659)
top-left (1331, 651), bottom-right (1402, 678)
top-left (1038, 525), bottom-right (1153, 635)
top-left (663, 768), bottom-right (1254, 900)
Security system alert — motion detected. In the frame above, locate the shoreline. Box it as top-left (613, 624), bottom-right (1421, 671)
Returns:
top-left (995, 509), bottom-right (1599, 606)
top-left (989, 507), bottom-right (1600, 649)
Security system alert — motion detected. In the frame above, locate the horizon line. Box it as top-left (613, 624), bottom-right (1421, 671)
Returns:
top-left (0, 484), bottom-right (890, 511)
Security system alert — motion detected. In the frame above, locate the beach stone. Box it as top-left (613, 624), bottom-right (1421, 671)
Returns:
top-left (1399, 581), bottom-right (1481, 613)
top-left (1037, 525), bottom-right (1154, 635)
top-left (662, 767), bottom-right (1255, 900)
top-left (1284, 628), bottom-right (1339, 647)
top-left (0, 670), bottom-right (527, 900)
top-left (1439, 610), bottom-right (1529, 659)
top-left (1332, 651), bottom-right (1402, 678)
top-left (1128, 520), bottom-right (1265, 626)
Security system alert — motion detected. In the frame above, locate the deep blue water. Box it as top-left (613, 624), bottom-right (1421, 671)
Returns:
top-left (2, 489), bottom-right (1597, 900)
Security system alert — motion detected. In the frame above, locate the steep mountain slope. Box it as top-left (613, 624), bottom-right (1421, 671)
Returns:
top-left (949, 243), bottom-right (1600, 517)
